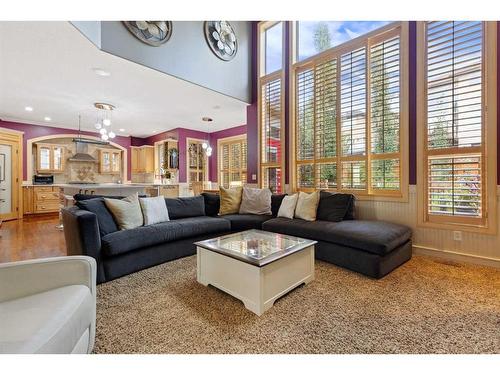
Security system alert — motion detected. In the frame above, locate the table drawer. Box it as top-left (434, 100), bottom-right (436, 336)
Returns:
top-left (34, 202), bottom-right (60, 213)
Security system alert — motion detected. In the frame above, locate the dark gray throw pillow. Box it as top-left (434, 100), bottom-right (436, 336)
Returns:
top-left (165, 196), bottom-right (205, 219)
top-left (201, 193), bottom-right (220, 217)
top-left (76, 197), bottom-right (119, 236)
top-left (316, 192), bottom-right (355, 222)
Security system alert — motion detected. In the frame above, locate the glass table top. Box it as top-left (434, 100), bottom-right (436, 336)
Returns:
top-left (195, 229), bottom-right (317, 266)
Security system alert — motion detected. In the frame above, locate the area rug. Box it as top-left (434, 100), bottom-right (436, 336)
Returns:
top-left (94, 255), bottom-right (500, 354)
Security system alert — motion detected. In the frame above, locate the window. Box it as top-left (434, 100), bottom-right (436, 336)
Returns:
top-left (259, 22), bottom-right (285, 193)
top-left (292, 22), bottom-right (408, 199)
top-left (295, 21), bottom-right (391, 62)
top-left (219, 136), bottom-right (247, 188)
top-left (186, 139), bottom-right (206, 187)
top-left (417, 21), bottom-right (497, 232)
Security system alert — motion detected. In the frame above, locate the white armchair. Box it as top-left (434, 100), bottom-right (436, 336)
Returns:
top-left (0, 256), bottom-right (96, 354)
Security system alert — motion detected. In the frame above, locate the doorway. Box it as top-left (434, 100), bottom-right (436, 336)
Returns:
top-left (0, 130), bottom-right (22, 221)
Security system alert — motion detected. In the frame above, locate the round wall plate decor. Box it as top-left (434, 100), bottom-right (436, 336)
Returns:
top-left (123, 21), bottom-right (173, 46)
top-left (204, 21), bottom-right (238, 61)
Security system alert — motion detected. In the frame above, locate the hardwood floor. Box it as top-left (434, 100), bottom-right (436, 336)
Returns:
top-left (0, 215), bottom-right (66, 263)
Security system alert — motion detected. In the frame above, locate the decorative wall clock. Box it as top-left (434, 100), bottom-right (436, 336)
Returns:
top-left (123, 21), bottom-right (173, 46)
top-left (204, 21), bottom-right (238, 61)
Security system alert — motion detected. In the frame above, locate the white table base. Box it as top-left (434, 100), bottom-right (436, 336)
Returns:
top-left (197, 245), bottom-right (315, 316)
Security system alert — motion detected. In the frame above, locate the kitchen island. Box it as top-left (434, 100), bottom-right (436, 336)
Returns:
top-left (57, 183), bottom-right (151, 197)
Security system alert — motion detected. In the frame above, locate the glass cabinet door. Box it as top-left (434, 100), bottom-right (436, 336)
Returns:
top-left (111, 152), bottom-right (120, 173)
top-left (38, 145), bottom-right (51, 171)
top-left (52, 146), bottom-right (63, 171)
top-left (102, 151), bottom-right (110, 172)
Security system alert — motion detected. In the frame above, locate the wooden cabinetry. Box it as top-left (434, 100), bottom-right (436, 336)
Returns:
top-left (36, 144), bottom-right (65, 173)
top-left (131, 146), bottom-right (154, 173)
top-left (145, 185), bottom-right (179, 198)
top-left (23, 186), bottom-right (60, 214)
top-left (99, 149), bottom-right (121, 174)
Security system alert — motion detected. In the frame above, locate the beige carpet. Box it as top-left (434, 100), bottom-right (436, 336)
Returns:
top-left (95, 255), bottom-right (500, 354)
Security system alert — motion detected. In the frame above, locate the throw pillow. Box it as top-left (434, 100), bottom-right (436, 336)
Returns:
top-left (277, 193), bottom-right (298, 219)
top-left (316, 191), bottom-right (355, 222)
top-left (271, 194), bottom-right (287, 217)
top-left (219, 186), bottom-right (243, 215)
top-left (201, 193), bottom-right (220, 217)
top-left (239, 187), bottom-right (272, 215)
top-left (294, 191), bottom-right (319, 221)
top-left (76, 197), bottom-right (118, 236)
top-left (104, 193), bottom-right (143, 230)
top-left (139, 196), bottom-right (170, 225)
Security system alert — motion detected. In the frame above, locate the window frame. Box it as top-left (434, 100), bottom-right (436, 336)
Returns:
top-left (416, 21), bottom-right (497, 234)
top-left (289, 21), bottom-right (409, 201)
top-left (258, 21), bottom-right (286, 193)
top-left (217, 134), bottom-right (247, 189)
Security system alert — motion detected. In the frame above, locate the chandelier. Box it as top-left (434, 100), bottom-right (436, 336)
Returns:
top-left (93, 102), bottom-right (116, 141)
top-left (202, 116), bottom-right (213, 157)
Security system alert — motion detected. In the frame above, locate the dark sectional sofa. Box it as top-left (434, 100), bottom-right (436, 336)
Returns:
top-left (62, 192), bottom-right (412, 284)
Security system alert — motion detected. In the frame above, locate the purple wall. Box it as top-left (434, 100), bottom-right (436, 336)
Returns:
top-left (408, 22), bottom-right (417, 185)
top-left (208, 124), bottom-right (247, 182)
top-left (0, 119), bottom-right (132, 181)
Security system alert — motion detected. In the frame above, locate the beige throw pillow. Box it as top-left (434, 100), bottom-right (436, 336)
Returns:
top-left (104, 193), bottom-right (144, 230)
top-left (219, 186), bottom-right (243, 215)
top-left (294, 191), bottom-right (319, 221)
top-left (239, 187), bottom-right (272, 215)
top-left (277, 193), bottom-right (298, 219)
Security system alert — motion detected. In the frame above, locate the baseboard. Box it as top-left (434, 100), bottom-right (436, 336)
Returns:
top-left (413, 245), bottom-right (500, 269)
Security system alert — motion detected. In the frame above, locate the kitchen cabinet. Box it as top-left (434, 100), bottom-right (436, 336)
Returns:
top-left (99, 149), bottom-right (121, 174)
top-left (145, 185), bottom-right (179, 198)
top-left (36, 144), bottom-right (65, 173)
top-left (131, 146), bottom-right (154, 173)
top-left (23, 186), bottom-right (60, 214)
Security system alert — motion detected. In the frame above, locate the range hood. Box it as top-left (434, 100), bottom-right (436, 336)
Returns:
top-left (68, 140), bottom-right (98, 163)
top-left (68, 115), bottom-right (109, 163)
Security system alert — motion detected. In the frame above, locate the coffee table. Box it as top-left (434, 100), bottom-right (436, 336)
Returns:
top-left (195, 229), bottom-right (317, 316)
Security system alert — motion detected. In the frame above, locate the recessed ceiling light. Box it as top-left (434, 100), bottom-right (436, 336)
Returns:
top-left (119, 128), bottom-right (125, 132)
top-left (202, 117), bottom-right (213, 122)
top-left (44, 116), bottom-right (51, 122)
top-left (25, 106), bottom-right (33, 112)
top-left (92, 68), bottom-right (111, 77)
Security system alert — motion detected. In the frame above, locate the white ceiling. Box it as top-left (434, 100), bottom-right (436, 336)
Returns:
top-left (0, 21), bottom-right (248, 138)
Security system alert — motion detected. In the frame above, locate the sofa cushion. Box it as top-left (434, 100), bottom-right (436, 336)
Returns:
top-left (165, 196), bottom-right (205, 219)
top-left (0, 285), bottom-right (93, 353)
top-left (101, 221), bottom-right (182, 256)
top-left (173, 216), bottom-right (231, 238)
top-left (316, 192), bottom-right (355, 222)
top-left (262, 218), bottom-right (411, 256)
top-left (220, 214), bottom-right (272, 231)
top-left (201, 193), bottom-right (220, 217)
top-left (271, 194), bottom-right (287, 217)
top-left (101, 216), bottom-right (230, 257)
top-left (76, 198), bottom-right (118, 236)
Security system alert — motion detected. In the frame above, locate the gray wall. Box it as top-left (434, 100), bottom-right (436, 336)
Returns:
top-left (98, 21), bottom-right (252, 103)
